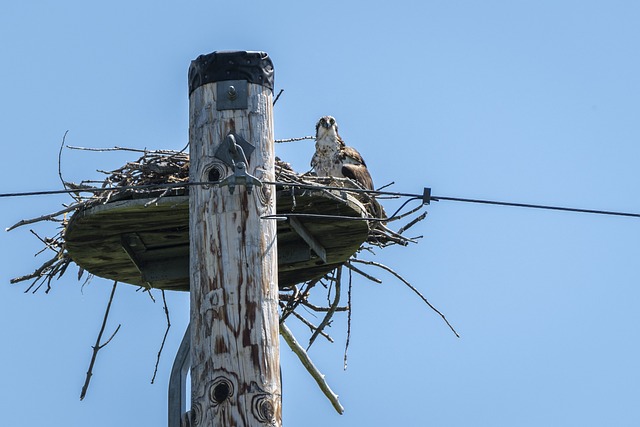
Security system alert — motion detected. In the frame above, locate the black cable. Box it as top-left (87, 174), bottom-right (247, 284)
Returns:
top-left (0, 182), bottom-right (191, 198)
top-left (431, 195), bottom-right (640, 219)
top-left (1, 181), bottom-right (639, 220)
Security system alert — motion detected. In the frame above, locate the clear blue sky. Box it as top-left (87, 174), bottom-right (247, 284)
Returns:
top-left (2, 1), bottom-right (640, 426)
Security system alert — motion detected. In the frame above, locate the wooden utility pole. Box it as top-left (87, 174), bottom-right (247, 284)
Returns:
top-left (188, 51), bottom-right (281, 426)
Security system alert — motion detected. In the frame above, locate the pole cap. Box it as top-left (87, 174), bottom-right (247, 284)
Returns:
top-left (188, 51), bottom-right (274, 95)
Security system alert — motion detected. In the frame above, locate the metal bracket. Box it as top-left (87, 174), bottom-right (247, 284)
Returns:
top-left (219, 162), bottom-right (262, 194)
top-left (168, 323), bottom-right (191, 427)
top-left (288, 217), bottom-right (327, 264)
top-left (214, 132), bottom-right (255, 168)
top-left (121, 233), bottom-right (188, 284)
top-left (215, 133), bottom-right (261, 194)
top-left (121, 233), bottom-right (146, 275)
top-left (216, 80), bottom-right (248, 110)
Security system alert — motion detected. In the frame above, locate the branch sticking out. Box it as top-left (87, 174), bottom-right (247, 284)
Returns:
top-left (6, 203), bottom-right (83, 232)
top-left (350, 259), bottom-right (460, 338)
top-left (80, 281), bottom-right (121, 400)
top-left (280, 322), bottom-right (344, 415)
top-left (307, 267), bottom-right (342, 349)
top-left (151, 290), bottom-right (171, 384)
top-left (275, 136), bottom-right (314, 143)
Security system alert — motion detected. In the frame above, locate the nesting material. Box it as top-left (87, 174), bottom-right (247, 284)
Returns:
top-left (9, 147), bottom-right (441, 411)
top-left (10, 149), bottom-right (416, 292)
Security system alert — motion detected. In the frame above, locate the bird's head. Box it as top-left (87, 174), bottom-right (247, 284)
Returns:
top-left (315, 115), bottom-right (339, 139)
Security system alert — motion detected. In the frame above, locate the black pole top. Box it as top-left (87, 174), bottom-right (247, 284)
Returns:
top-left (188, 50), bottom-right (274, 95)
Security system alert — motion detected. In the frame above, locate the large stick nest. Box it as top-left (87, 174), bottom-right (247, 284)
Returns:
top-left (7, 146), bottom-right (455, 410)
top-left (11, 147), bottom-right (446, 320)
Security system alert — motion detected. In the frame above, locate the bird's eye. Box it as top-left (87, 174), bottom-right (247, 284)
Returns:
top-left (329, 118), bottom-right (335, 125)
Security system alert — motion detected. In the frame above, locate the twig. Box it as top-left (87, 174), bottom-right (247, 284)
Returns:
top-left (29, 229), bottom-right (56, 252)
top-left (285, 308), bottom-right (334, 343)
top-left (6, 202), bottom-right (84, 232)
top-left (308, 267), bottom-right (342, 349)
top-left (299, 301), bottom-right (349, 312)
top-left (275, 136), bottom-right (314, 143)
top-left (350, 259), bottom-right (460, 338)
top-left (144, 186), bottom-right (172, 207)
top-left (279, 279), bottom-right (319, 323)
top-left (386, 201), bottom-right (428, 224)
top-left (273, 88), bottom-right (284, 106)
top-left (80, 281), bottom-right (121, 400)
top-left (397, 212), bottom-right (428, 234)
top-left (58, 130), bottom-right (73, 196)
top-left (376, 181), bottom-right (395, 192)
top-left (344, 262), bottom-right (382, 284)
top-left (11, 255), bottom-right (58, 285)
top-left (280, 322), bottom-right (344, 415)
top-left (151, 291), bottom-right (171, 384)
top-left (279, 286), bottom-right (300, 323)
top-left (344, 268), bottom-right (353, 370)
top-left (385, 197), bottom-right (425, 223)
top-left (67, 145), bottom-right (150, 153)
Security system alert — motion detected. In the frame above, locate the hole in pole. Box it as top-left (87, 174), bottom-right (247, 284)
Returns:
top-left (213, 382), bottom-right (231, 404)
top-left (206, 164), bottom-right (225, 183)
top-left (208, 168), bottom-right (221, 182)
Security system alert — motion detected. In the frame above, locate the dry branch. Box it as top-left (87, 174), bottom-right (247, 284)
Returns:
top-left (344, 261), bottom-right (382, 284)
top-left (350, 259), bottom-right (460, 338)
top-left (80, 281), bottom-right (121, 400)
top-left (308, 267), bottom-right (342, 349)
top-left (281, 304), bottom-right (335, 343)
top-left (274, 136), bottom-right (314, 143)
top-left (280, 322), bottom-right (344, 415)
top-left (151, 290), bottom-right (171, 384)
top-left (273, 88), bottom-right (284, 106)
top-left (6, 203), bottom-right (82, 232)
top-left (344, 268), bottom-right (353, 370)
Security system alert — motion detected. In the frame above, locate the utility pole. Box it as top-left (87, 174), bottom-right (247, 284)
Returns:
top-left (188, 51), bottom-right (281, 426)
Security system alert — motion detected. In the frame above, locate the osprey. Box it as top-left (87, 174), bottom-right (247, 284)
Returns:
top-left (311, 115), bottom-right (374, 190)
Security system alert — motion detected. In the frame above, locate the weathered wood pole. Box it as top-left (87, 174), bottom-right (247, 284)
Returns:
top-left (188, 51), bottom-right (280, 426)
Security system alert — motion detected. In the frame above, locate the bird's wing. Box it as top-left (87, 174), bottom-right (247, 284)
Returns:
top-left (341, 164), bottom-right (374, 190)
top-left (341, 146), bottom-right (367, 167)
top-left (340, 146), bottom-right (373, 190)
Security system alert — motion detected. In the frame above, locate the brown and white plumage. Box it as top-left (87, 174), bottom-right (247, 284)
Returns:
top-left (311, 115), bottom-right (374, 190)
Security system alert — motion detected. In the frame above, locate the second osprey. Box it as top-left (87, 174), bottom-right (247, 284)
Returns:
top-left (311, 115), bottom-right (374, 190)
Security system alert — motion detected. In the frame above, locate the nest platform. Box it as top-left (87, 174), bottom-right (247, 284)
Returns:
top-left (64, 183), bottom-right (371, 291)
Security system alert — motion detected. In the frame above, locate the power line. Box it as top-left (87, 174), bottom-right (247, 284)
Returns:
top-left (0, 183), bottom-right (190, 198)
top-left (1, 182), bottom-right (639, 220)
top-left (431, 195), bottom-right (640, 219)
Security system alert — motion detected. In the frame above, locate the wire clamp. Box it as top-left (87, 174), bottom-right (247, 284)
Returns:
top-left (422, 187), bottom-right (432, 205)
top-left (219, 161), bottom-right (262, 194)
top-left (214, 132), bottom-right (262, 194)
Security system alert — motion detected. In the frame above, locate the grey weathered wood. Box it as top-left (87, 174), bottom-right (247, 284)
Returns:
top-left (188, 75), bottom-right (281, 424)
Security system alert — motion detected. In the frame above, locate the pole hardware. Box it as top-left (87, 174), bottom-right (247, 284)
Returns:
top-left (215, 132), bottom-right (261, 194)
top-left (219, 161), bottom-right (262, 195)
top-left (214, 132), bottom-right (255, 167)
top-left (168, 324), bottom-right (191, 427)
top-left (422, 187), bottom-right (432, 205)
top-left (188, 51), bottom-right (274, 95)
top-left (216, 80), bottom-right (248, 110)
top-left (288, 217), bottom-right (327, 264)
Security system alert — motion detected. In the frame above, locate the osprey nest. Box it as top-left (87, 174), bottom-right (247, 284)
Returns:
top-left (9, 146), bottom-right (449, 349)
